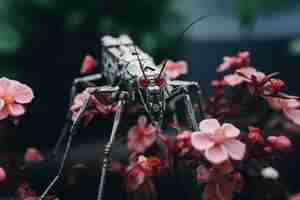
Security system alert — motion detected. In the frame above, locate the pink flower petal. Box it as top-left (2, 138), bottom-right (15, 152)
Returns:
top-left (223, 74), bottom-right (243, 86)
top-left (199, 118), bottom-right (220, 133)
top-left (80, 55), bottom-right (97, 75)
top-left (217, 63), bottom-right (230, 73)
top-left (237, 67), bottom-right (263, 80)
top-left (0, 106), bottom-right (9, 120)
top-left (126, 166), bottom-right (146, 191)
top-left (223, 139), bottom-right (246, 161)
top-left (222, 123), bottom-right (240, 138)
top-left (0, 167), bottom-right (6, 183)
top-left (204, 145), bottom-right (228, 164)
top-left (191, 132), bottom-right (214, 151)
top-left (175, 61), bottom-right (188, 74)
top-left (286, 99), bottom-right (300, 109)
top-left (290, 193), bottom-right (300, 200)
top-left (0, 99), bottom-right (4, 110)
top-left (267, 135), bottom-right (291, 150)
top-left (24, 148), bottom-right (44, 162)
top-left (164, 60), bottom-right (188, 79)
top-left (217, 56), bottom-right (237, 72)
top-left (284, 109), bottom-right (300, 126)
top-left (196, 165), bottom-right (210, 183)
top-left (12, 83), bottom-right (34, 104)
top-left (238, 51), bottom-right (250, 59)
top-left (0, 77), bottom-right (11, 96)
top-left (8, 103), bottom-right (25, 116)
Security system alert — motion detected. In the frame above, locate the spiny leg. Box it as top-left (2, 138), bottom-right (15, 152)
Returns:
top-left (182, 87), bottom-right (199, 131)
top-left (39, 94), bottom-right (91, 200)
top-left (192, 82), bottom-right (208, 119)
top-left (167, 84), bottom-right (199, 131)
top-left (96, 97), bottom-right (125, 200)
top-left (52, 73), bottom-right (103, 156)
top-left (168, 80), bottom-right (207, 120)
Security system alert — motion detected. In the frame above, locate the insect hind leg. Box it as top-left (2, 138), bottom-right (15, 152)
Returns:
top-left (39, 95), bottom-right (91, 200)
top-left (97, 97), bottom-right (125, 200)
top-left (51, 73), bottom-right (104, 156)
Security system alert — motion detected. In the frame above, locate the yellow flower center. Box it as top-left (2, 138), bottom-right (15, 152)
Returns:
top-left (214, 128), bottom-right (227, 144)
top-left (3, 96), bottom-right (14, 105)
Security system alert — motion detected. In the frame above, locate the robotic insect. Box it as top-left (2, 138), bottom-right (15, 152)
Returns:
top-left (39, 17), bottom-right (207, 200)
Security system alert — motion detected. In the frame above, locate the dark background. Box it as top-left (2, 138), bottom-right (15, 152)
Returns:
top-left (0, 0), bottom-right (300, 199)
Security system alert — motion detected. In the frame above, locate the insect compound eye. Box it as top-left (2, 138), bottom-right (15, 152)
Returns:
top-left (139, 79), bottom-right (150, 88)
top-left (155, 78), bottom-right (165, 87)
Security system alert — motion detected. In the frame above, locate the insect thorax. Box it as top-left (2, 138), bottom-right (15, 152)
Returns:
top-left (101, 35), bottom-right (160, 85)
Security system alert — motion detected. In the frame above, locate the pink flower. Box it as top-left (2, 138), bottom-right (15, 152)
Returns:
top-left (218, 56), bottom-right (240, 72)
top-left (217, 51), bottom-right (250, 72)
top-left (290, 193), bottom-right (300, 200)
top-left (0, 166), bottom-right (6, 183)
top-left (0, 77), bottom-right (34, 120)
top-left (16, 182), bottom-right (37, 200)
top-left (24, 148), bottom-right (44, 162)
top-left (125, 157), bottom-right (147, 192)
top-left (196, 165), bottom-right (210, 183)
top-left (127, 116), bottom-right (157, 154)
top-left (70, 88), bottom-right (119, 125)
top-left (266, 97), bottom-right (300, 126)
top-left (223, 67), bottom-right (265, 86)
top-left (125, 155), bottom-right (160, 192)
top-left (248, 127), bottom-right (264, 144)
top-left (137, 155), bottom-right (161, 175)
top-left (175, 131), bottom-right (192, 156)
top-left (163, 60), bottom-right (188, 79)
top-left (269, 79), bottom-right (285, 93)
top-left (191, 119), bottom-right (246, 164)
top-left (267, 135), bottom-right (291, 150)
top-left (80, 55), bottom-right (98, 75)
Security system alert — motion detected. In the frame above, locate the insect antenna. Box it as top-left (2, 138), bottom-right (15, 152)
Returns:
top-left (157, 15), bottom-right (208, 78)
top-left (133, 45), bottom-right (148, 80)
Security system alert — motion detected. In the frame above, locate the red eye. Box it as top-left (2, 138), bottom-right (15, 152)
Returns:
top-left (139, 79), bottom-right (150, 87)
top-left (155, 78), bottom-right (165, 87)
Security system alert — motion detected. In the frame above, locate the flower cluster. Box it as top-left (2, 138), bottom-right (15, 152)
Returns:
top-left (125, 155), bottom-right (161, 192)
top-left (1, 50), bottom-right (300, 200)
top-left (113, 52), bottom-right (300, 200)
top-left (127, 116), bottom-right (157, 154)
top-left (70, 88), bottom-right (119, 126)
top-left (162, 59), bottom-right (188, 79)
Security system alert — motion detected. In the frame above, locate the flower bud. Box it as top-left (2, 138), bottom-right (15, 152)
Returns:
top-left (261, 167), bottom-right (279, 179)
top-left (267, 135), bottom-right (291, 150)
top-left (0, 167), bottom-right (6, 183)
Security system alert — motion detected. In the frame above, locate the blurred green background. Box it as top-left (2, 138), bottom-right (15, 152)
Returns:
top-left (0, 0), bottom-right (298, 74)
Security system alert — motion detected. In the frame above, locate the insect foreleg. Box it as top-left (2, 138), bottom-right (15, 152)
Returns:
top-left (39, 94), bottom-right (91, 200)
top-left (190, 82), bottom-right (208, 119)
top-left (52, 73), bottom-right (103, 156)
top-left (168, 80), bottom-right (207, 120)
top-left (182, 88), bottom-right (199, 131)
top-left (97, 95), bottom-right (126, 200)
top-left (74, 73), bottom-right (103, 84)
top-left (168, 85), bottom-right (199, 131)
